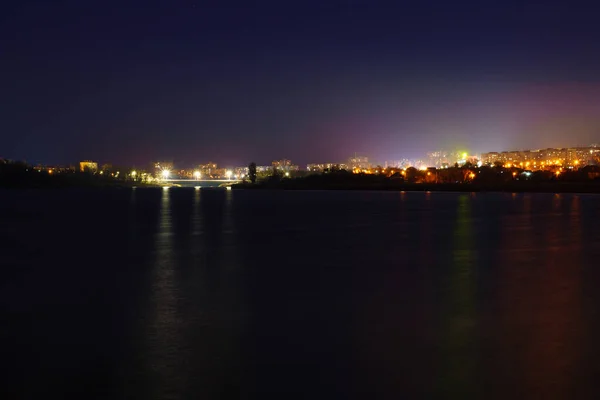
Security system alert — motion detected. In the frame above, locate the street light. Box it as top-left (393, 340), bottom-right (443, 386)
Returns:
top-left (161, 169), bottom-right (170, 179)
top-left (131, 170), bottom-right (137, 177)
top-left (225, 170), bottom-right (232, 180)
top-left (193, 170), bottom-right (201, 180)
top-left (285, 171), bottom-right (290, 177)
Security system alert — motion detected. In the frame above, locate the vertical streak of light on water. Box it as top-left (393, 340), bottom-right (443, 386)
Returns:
top-left (437, 194), bottom-right (478, 396)
top-left (145, 187), bottom-right (185, 399)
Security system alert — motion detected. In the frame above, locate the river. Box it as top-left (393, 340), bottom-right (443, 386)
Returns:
top-left (1, 188), bottom-right (600, 399)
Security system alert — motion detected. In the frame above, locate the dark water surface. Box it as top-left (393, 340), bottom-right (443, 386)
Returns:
top-left (2, 188), bottom-right (600, 399)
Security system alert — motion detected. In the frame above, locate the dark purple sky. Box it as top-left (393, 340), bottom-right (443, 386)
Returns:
top-left (2, 0), bottom-right (600, 167)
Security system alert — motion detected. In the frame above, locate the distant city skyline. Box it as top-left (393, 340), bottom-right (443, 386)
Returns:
top-left (7, 141), bottom-right (600, 173)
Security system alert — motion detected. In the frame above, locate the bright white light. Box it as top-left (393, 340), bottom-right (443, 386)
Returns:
top-left (131, 170), bottom-right (137, 177)
top-left (285, 172), bottom-right (290, 177)
top-left (161, 169), bottom-right (170, 179)
top-left (226, 186), bottom-right (232, 191)
top-left (193, 170), bottom-right (201, 179)
top-left (225, 170), bottom-right (232, 179)
top-left (194, 186), bottom-right (201, 190)
top-left (162, 186), bottom-right (169, 190)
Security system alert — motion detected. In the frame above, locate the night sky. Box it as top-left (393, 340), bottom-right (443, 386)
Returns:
top-left (2, 0), bottom-right (600, 167)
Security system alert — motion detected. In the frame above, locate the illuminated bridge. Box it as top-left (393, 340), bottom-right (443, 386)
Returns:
top-left (161, 179), bottom-right (241, 188)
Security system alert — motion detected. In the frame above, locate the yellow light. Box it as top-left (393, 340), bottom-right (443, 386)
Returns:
top-left (505, 163), bottom-right (512, 168)
top-left (161, 169), bottom-right (170, 179)
top-left (193, 170), bottom-right (201, 179)
top-left (574, 160), bottom-right (580, 165)
top-left (225, 170), bottom-right (233, 179)
top-left (462, 152), bottom-right (467, 159)
top-left (285, 171), bottom-right (290, 177)
top-left (512, 172), bottom-right (517, 177)
top-left (48, 169), bottom-right (53, 174)
top-left (131, 170), bottom-right (137, 177)
top-left (427, 171), bottom-right (431, 176)
top-left (469, 173), bottom-right (475, 179)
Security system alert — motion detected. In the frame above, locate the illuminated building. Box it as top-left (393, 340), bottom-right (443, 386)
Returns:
top-left (481, 146), bottom-right (599, 169)
top-left (197, 162), bottom-right (218, 177)
top-left (348, 154), bottom-right (369, 169)
top-left (272, 159), bottom-right (291, 169)
top-left (272, 159), bottom-right (299, 171)
top-left (79, 160), bottom-right (98, 173)
top-left (307, 163), bottom-right (348, 172)
top-left (234, 166), bottom-right (248, 177)
top-left (426, 151), bottom-right (450, 168)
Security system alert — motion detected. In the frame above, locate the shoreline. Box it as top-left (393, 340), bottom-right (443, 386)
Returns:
top-left (232, 181), bottom-right (600, 194)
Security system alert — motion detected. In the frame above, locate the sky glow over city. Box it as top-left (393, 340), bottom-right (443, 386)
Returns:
top-left (1, 0), bottom-right (599, 166)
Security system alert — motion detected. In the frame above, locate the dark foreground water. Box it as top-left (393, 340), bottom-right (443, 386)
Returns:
top-left (2, 188), bottom-right (600, 399)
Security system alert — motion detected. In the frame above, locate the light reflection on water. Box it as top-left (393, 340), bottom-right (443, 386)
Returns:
top-left (2, 190), bottom-right (600, 399)
top-left (144, 186), bottom-right (186, 398)
top-left (438, 194), bottom-right (477, 395)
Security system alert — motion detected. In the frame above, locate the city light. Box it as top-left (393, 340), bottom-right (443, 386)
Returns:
top-left (225, 170), bottom-right (232, 180)
top-left (161, 169), bottom-right (170, 179)
top-left (469, 173), bottom-right (475, 179)
top-left (193, 170), bottom-right (201, 179)
top-left (285, 172), bottom-right (290, 177)
top-left (130, 170), bottom-right (137, 177)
